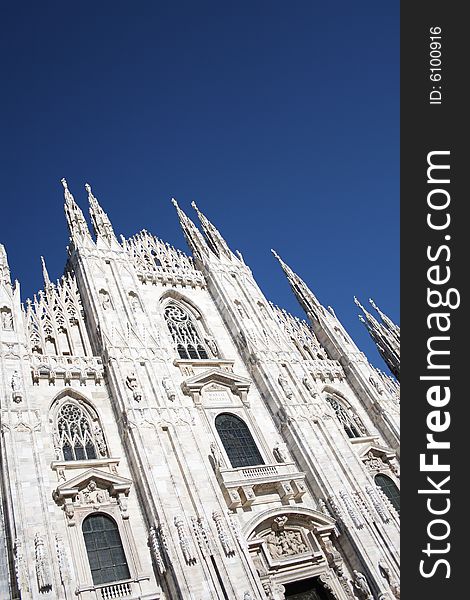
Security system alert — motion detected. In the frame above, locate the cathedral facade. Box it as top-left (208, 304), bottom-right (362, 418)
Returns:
top-left (0, 181), bottom-right (400, 600)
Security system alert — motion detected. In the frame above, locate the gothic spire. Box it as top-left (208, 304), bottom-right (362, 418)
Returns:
top-left (86, 183), bottom-right (118, 245)
top-left (355, 296), bottom-right (400, 380)
top-left (271, 250), bottom-right (325, 321)
top-left (0, 243), bottom-right (11, 286)
top-left (171, 198), bottom-right (209, 260)
top-left (62, 178), bottom-right (92, 245)
top-left (190, 201), bottom-right (233, 259)
top-left (40, 256), bottom-right (52, 289)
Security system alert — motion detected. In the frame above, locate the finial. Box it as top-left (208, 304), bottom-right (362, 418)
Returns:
top-left (171, 197), bottom-right (179, 208)
top-left (40, 256), bottom-right (51, 287)
top-left (61, 177), bottom-right (68, 190)
top-left (271, 249), bottom-right (281, 260)
top-left (369, 298), bottom-right (379, 311)
top-left (85, 182), bottom-right (92, 194)
top-left (190, 200), bottom-right (199, 211)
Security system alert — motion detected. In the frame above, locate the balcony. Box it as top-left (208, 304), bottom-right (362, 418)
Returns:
top-left (216, 462), bottom-right (307, 509)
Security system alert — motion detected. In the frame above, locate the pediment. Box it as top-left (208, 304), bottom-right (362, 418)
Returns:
top-left (182, 368), bottom-right (251, 395)
top-left (54, 467), bottom-right (132, 500)
top-left (359, 444), bottom-right (395, 461)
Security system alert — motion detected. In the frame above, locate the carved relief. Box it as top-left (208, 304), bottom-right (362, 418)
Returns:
top-left (212, 510), bottom-right (234, 556)
top-left (55, 534), bottom-right (71, 584)
top-left (174, 515), bottom-right (196, 564)
top-left (264, 518), bottom-right (309, 560)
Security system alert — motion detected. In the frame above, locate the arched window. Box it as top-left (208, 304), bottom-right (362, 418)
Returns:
top-left (56, 401), bottom-right (107, 461)
top-left (375, 474), bottom-right (400, 515)
top-left (326, 396), bottom-right (367, 439)
top-left (164, 302), bottom-right (209, 360)
top-left (215, 413), bottom-right (264, 468)
top-left (83, 514), bottom-right (130, 585)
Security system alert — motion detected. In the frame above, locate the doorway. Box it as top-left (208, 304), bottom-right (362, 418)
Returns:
top-left (284, 576), bottom-right (335, 600)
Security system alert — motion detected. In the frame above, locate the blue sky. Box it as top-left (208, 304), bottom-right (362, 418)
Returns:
top-left (0, 1), bottom-right (399, 370)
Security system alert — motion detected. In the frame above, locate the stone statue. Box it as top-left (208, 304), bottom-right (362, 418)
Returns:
top-left (273, 442), bottom-right (289, 463)
top-left (353, 570), bottom-right (373, 600)
top-left (204, 335), bottom-right (218, 358)
top-left (162, 377), bottom-right (176, 402)
top-left (1, 308), bottom-right (13, 330)
top-left (278, 374), bottom-right (293, 399)
top-left (210, 442), bottom-right (223, 469)
top-left (302, 376), bottom-right (317, 397)
top-left (126, 371), bottom-right (142, 402)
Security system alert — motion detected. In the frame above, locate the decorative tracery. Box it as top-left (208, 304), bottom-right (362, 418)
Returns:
top-left (56, 401), bottom-right (107, 461)
top-left (326, 397), bottom-right (367, 439)
top-left (164, 303), bottom-right (209, 360)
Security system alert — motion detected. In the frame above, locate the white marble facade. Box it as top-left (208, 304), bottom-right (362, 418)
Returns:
top-left (0, 181), bottom-right (400, 600)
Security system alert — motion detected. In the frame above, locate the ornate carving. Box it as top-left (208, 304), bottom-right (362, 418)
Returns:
top-left (278, 374), bottom-right (294, 399)
top-left (302, 376), bottom-right (318, 398)
top-left (379, 559), bottom-right (400, 598)
top-left (174, 515), bottom-right (196, 564)
top-left (14, 538), bottom-right (30, 593)
top-left (365, 485), bottom-right (389, 523)
top-left (210, 442), bottom-right (224, 471)
top-left (11, 370), bottom-right (23, 403)
top-left (364, 451), bottom-right (387, 472)
top-left (1, 306), bottom-right (13, 330)
top-left (162, 377), bottom-right (176, 402)
top-left (339, 490), bottom-right (364, 528)
top-left (212, 510), bottom-right (234, 556)
top-left (273, 442), bottom-right (289, 463)
top-left (126, 370), bottom-right (142, 402)
top-left (149, 525), bottom-right (166, 574)
top-left (34, 533), bottom-right (52, 591)
top-left (265, 524), bottom-right (308, 559)
top-left (204, 335), bottom-right (219, 358)
top-left (55, 534), bottom-right (71, 584)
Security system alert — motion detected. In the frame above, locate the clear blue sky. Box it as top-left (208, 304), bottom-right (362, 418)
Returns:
top-left (0, 1), bottom-right (399, 371)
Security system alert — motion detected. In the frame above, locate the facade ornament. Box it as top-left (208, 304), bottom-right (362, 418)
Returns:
top-left (11, 370), bottom-right (23, 403)
top-left (273, 441), bottom-right (289, 463)
top-left (162, 377), bottom-right (176, 402)
top-left (34, 533), bottom-right (52, 591)
top-left (14, 537), bottom-right (30, 593)
top-left (302, 375), bottom-right (318, 398)
top-left (265, 522), bottom-right (308, 559)
top-left (210, 442), bottom-right (224, 470)
top-left (204, 335), bottom-right (218, 358)
top-left (353, 570), bottom-right (373, 600)
top-left (369, 376), bottom-right (385, 396)
top-left (100, 289), bottom-right (113, 311)
top-left (278, 373), bottom-right (294, 399)
top-left (126, 370), bottom-right (142, 402)
top-left (379, 559), bottom-right (400, 598)
top-left (1, 307), bottom-right (14, 330)
top-left (317, 499), bottom-right (333, 518)
top-left (174, 515), bottom-right (196, 564)
top-left (212, 510), bottom-right (234, 556)
top-left (243, 593), bottom-right (253, 600)
top-left (149, 525), bottom-right (166, 575)
top-left (364, 451), bottom-right (386, 472)
top-left (93, 423), bottom-right (108, 457)
top-left (339, 490), bottom-right (364, 529)
top-left (55, 534), bottom-right (71, 584)
top-left (365, 485), bottom-right (389, 523)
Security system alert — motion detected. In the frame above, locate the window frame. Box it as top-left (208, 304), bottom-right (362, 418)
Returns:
top-left (215, 412), bottom-right (265, 469)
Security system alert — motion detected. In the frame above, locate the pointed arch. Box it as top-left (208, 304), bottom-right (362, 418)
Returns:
top-left (322, 387), bottom-right (368, 439)
top-left (161, 293), bottom-right (213, 360)
top-left (50, 389), bottom-right (108, 461)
